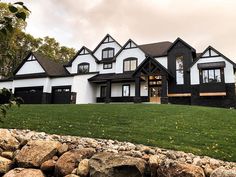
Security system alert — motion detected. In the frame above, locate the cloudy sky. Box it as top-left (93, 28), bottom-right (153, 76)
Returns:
top-left (4, 0), bottom-right (236, 61)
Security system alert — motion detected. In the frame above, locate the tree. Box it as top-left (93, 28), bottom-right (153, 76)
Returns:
top-left (0, 2), bottom-right (76, 77)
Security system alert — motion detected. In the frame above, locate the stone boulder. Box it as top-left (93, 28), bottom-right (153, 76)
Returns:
top-left (3, 168), bottom-right (45, 177)
top-left (55, 148), bottom-right (96, 177)
top-left (0, 129), bottom-right (19, 151)
top-left (40, 159), bottom-right (56, 173)
top-left (89, 152), bottom-right (147, 177)
top-left (210, 167), bottom-right (236, 177)
top-left (156, 160), bottom-right (205, 177)
top-left (0, 156), bottom-right (13, 174)
top-left (15, 140), bottom-right (61, 168)
top-left (77, 159), bottom-right (90, 177)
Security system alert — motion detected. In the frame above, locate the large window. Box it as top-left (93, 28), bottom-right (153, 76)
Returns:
top-left (78, 63), bottom-right (89, 74)
top-left (100, 86), bottom-right (107, 97)
top-left (103, 63), bottom-right (112, 69)
top-left (176, 56), bottom-right (184, 85)
top-left (202, 69), bottom-right (221, 83)
top-left (122, 85), bottom-right (130, 97)
top-left (102, 48), bottom-right (114, 59)
top-left (123, 58), bottom-right (137, 72)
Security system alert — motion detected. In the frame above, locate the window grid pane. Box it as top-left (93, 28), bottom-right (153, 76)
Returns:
top-left (202, 69), bottom-right (222, 83)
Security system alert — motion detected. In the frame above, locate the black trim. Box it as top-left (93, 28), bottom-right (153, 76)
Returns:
top-left (92, 34), bottom-right (122, 54)
top-left (190, 46), bottom-right (236, 69)
top-left (102, 47), bottom-right (115, 59)
top-left (122, 84), bottom-right (130, 97)
top-left (197, 61), bottom-right (225, 69)
top-left (77, 62), bottom-right (90, 74)
top-left (65, 46), bottom-right (99, 66)
top-left (167, 38), bottom-right (196, 52)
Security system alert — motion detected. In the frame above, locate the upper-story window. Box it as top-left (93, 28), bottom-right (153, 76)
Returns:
top-left (78, 63), bottom-right (89, 74)
top-left (202, 69), bottom-right (221, 83)
top-left (176, 56), bottom-right (184, 85)
top-left (123, 58), bottom-right (137, 72)
top-left (103, 63), bottom-right (112, 69)
top-left (102, 48), bottom-right (114, 59)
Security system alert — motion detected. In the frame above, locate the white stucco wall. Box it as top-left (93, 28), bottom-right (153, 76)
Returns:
top-left (191, 56), bottom-right (235, 85)
top-left (0, 81), bottom-right (13, 90)
top-left (155, 57), bottom-right (168, 69)
top-left (16, 60), bottom-right (45, 75)
top-left (72, 74), bottom-right (97, 104)
top-left (70, 55), bottom-right (97, 74)
top-left (115, 48), bottom-right (146, 73)
top-left (12, 78), bottom-right (49, 93)
top-left (93, 42), bottom-right (121, 60)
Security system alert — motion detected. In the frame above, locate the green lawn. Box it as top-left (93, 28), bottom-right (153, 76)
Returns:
top-left (0, 104), bottom-right (236, 162)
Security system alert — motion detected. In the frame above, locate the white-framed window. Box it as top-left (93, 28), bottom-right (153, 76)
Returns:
top-left (122, 85), bottom-right (130, 97)
top-left (176, 56), bottom-right (184, 85)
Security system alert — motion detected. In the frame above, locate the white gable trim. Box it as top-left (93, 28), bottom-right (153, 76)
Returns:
top-left (16, 55), bottom-right (45, 75)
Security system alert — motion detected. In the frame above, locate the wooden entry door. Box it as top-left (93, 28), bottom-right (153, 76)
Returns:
top-left (149, 86), bottom-right (161, 103)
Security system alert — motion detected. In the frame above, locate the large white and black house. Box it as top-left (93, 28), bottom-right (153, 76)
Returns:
top-left (0, 34), bottom-right (236, 107)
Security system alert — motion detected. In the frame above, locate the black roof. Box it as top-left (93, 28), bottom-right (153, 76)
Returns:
top-left (88, 72), bottom-right (136, 83)
top-left (13, 52), bottom-right (69, 77)
top-left (139, 41), bottom-right (173, 57)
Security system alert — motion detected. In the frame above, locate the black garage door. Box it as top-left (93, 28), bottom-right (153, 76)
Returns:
top-left (15, 87), bottom-right (43, 104)
top-left (52, 86), bottom-right (71, 104)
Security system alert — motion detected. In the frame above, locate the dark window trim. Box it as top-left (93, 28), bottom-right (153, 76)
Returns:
top-left (103, 63), bottom-right (112, 69)
top-left (122, 84), bottom-right (130, 97)
top-left (176, 55), bottom-right (184, 85)
top-left (199, 68), bottom-right (224, 84)
top-left (77, 62), bottom-right (90, 74)
top-left (102, 47), bottom-right (115, 59)
top-left (100, 85), bottom-right (107, 98)
top-left (123, 58), bottom-right (138, 72)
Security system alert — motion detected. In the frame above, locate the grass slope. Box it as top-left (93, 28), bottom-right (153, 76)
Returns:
top-left (0, 104), bottom-right (235, 161)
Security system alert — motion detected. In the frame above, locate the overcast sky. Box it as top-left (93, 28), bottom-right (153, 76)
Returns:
top-left (4, 0), bottom-right (236, 61)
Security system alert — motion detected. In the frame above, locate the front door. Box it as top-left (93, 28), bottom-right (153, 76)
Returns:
top-left (149, 86), bottom-right (161, 103)
top-left (148, 75), bottom-right (162, 103)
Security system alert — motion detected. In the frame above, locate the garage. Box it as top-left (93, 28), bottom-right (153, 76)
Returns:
top-left (14, 87), bottom-right (43, 104)
top-left (51, 86), bottom-right (72, 104)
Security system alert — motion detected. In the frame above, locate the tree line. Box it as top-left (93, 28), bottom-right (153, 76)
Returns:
top-left (0, 2), bottom-right (76, 78)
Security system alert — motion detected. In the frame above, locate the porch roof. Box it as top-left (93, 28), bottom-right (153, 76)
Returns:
top-left (88, 72), bottom-right (135, 83)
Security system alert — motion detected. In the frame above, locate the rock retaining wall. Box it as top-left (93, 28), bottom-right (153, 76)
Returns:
top-left (0, 129), bottom-right (235, 177)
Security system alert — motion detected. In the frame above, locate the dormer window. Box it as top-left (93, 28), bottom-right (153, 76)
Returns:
top-left (78, 63), bottom-right (89, 74)
top-left (102, 48), bottom-right (114, 59)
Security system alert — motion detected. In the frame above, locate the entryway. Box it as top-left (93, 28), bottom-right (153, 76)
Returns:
top-left (149, 76), bottom-right (162, 103)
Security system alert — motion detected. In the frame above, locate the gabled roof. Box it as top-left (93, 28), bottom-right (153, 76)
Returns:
top-left (190, 46), bottom-right (236, 68)
top-left (13, 52), bottom-right (69, 77)
top-left (139, 41), bottom-right (172, 57)
top-left (167, 38), bottom-right (196, 52)
top-left (133, 56), bottom-right (174, 78)
top-left (114, 39), bottom-right (173, 61)
top-left (113, 39), bottom-right (142, 60)
top-left (65, 46), bottom-right (99, 67)
top-left (92, 34), bottom-right (122, 54)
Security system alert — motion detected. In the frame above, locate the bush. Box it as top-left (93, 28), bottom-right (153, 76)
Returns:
top-left (0, 88), bottom-right (22, 121)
